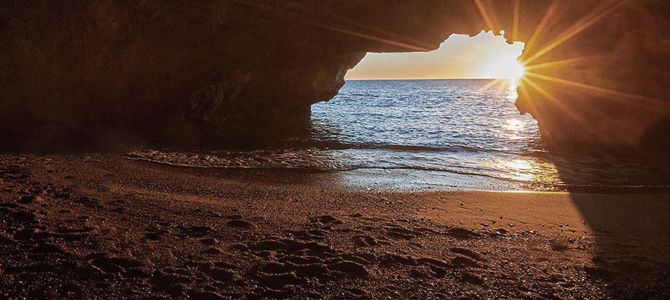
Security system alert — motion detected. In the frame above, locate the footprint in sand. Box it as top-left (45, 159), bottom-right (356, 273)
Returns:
top-left (226, 219), bottom-right (256, 230)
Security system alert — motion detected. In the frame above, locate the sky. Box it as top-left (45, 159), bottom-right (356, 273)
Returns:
top-left (345, 31), bottom-right (525, 80)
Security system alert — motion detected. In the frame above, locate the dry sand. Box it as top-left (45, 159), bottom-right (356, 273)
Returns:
top-left (1, 153), bottom-right (669, 299)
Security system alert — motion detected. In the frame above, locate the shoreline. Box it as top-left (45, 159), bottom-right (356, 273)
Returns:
top-left (128, 154), bottom-right (670, 194)
top-left (1, 153), bottom-right (669, 299)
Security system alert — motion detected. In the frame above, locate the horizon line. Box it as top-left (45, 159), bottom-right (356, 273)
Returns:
top-left (345, 78), bottom-right (504, 81)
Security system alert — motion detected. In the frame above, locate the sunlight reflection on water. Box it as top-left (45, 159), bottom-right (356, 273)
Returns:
top-left (128, 80), bottom-right (670, 192)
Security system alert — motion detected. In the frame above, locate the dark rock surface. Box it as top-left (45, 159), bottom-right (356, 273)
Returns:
top-left (1, 1), bottom-right (669, 158)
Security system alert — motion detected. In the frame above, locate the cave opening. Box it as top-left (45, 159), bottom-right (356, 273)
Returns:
top-left (304, 32), bottom-right (567, 190)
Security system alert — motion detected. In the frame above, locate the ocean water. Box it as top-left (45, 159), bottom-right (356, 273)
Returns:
top-left (129, 80), bottom-right (670, 191)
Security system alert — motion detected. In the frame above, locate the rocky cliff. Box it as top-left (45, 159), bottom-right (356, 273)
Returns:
top-left (1, 0), bottom-right (669, 158)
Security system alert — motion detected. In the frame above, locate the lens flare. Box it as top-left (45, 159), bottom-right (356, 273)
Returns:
top-left (507, 60), bottom-right (526, 83)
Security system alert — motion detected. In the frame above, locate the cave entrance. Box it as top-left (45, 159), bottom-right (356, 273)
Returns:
top-left (308, 32), bottom-right (562, 190)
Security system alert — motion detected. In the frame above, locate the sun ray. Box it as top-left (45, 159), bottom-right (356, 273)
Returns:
top-left (302, 19), bottom-right (431, 51)
top-left (524, 56), bottom-right (599, 71)
top-left (524, 71), bottom-right (669, 109)
top-left (520, 78), bottom-right (559, 103)
top-left (512, 0), bottom-right (521, 41)
top-left (522, 1), bottom-right (558, 60)
top-left (520, 77), bottom-right (588, 124)
top-left (521, 78), bottom-right (601, 140)
top-left (474, 0), bottom-right (496, 32)
top-left (477, 78), bottom-right (506, 93)
top-left (522, 1), bottom-right (625, 65)
top-left (284, 2), bottom-right (436, 51)
top-left (517, 79), bottom-right (540, 116)
top-left (222, 0), bottom-right (434, 51)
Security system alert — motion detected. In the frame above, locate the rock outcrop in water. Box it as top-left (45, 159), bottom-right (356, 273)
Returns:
top-left (1, 1), bottom-right (669, 158)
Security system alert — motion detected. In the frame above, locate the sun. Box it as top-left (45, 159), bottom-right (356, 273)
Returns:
top-left (479, 52), bottom-right (527, 83)
top-left (506, 60), bottom-right (526, 83)
top-left (492, 58), bottom-right (526, 83)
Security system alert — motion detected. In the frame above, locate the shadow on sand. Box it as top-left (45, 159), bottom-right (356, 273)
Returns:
top-left (555, 162), bottom-right (670, 298)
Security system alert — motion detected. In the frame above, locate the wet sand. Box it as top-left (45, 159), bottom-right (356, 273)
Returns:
top-left (1, 153), bottom-right (669, 299)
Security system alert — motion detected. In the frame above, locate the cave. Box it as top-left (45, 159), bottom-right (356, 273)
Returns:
top-left (1, 0), bottom-right (669, 159)
top-left (2, 2), bottom-right (670, 298)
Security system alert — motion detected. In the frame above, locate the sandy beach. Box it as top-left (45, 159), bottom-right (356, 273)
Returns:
top-left (1, 153), bottom-right (668, 299)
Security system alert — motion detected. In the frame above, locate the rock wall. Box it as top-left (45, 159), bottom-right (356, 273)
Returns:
top-left (0, 1), bottom-right (369, 139)
top-left (506, 1), bottom-right (670, 161)
top-left (1, 1), bottom-right (669, 158)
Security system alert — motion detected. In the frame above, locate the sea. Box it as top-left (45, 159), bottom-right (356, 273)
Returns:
top-left (129, 80), bottom-right (670, 192)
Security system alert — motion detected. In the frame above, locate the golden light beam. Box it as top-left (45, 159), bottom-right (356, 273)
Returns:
top-left (275, 0), bottom-right (436, 51)
top-left (474, 0), bottom-right (496, 32)
top-left (520, 77), bottom-right (588, 124)
top-left (224, 0), bottom-right (433, 51)
top-left (517, 80), bottom-right (540, 117)
top-left (522, 1), bottom-right (558, 60)
top-left (525, 71), bottom-right (669, 108)
top-left (302, 19), bottom-right (431, 51)
top-left (477, 79), bottom-right (506, 93)
top-left (512, 0), bottom-right (521, 41)
top-left (521, 77), bottom-right (559, 103)
top-left (549, 0), bottom-right (621, 44)
top-left (517, 79), bottom-right (532, 101)
top-left (524, 56), bottom-right (599, 71)
top-left (522, 1), bottom-right (625, 65)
